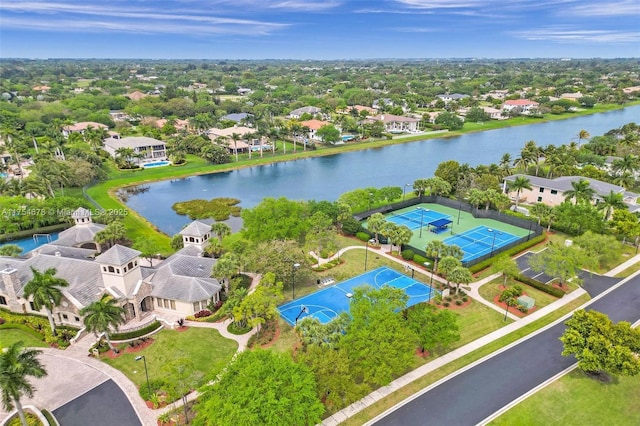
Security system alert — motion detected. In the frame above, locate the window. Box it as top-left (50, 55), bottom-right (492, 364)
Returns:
top-left (537, 196), bottom-right (543, 202)
top-left (29, 302), bottom-right (36, 311)
top-left (62, 314), bottom-right (68, 320)
top-left (108, 266), bottom-right (115, 273)
top-left (116, 269), bottom-right (120, 274)
top-left (103, 266), bottom-right (107, 272)
top-left (539, 187), bottom-right (545, 193)
top-left (193, 302), bottom-right (200, 312)
top-left (550, 189), bottom-right (558, 195)
top-left (170, 300), bottom-right (176, 310)
top-left (0, 295), bottom-right (6, 305)
top-left (128, 262), bottom-right (134, 269)
top-left (75, 316), bottom-right (80, 322)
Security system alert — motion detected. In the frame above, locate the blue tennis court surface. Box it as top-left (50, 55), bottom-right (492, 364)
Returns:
top-left (278, 266), bottom-right (438, 326)
top-left (443, 225), bottom-right (520, 263)
top-left (386, 208), bottom-right (451, 231)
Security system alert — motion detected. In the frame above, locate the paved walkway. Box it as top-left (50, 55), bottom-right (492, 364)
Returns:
top-left (604, 252), bottom-right (640, 276)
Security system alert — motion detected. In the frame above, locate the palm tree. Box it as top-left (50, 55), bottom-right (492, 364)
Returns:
top-left (507, 176), bottom-right (532, 209)
top-left (229, 133), bottom-right (241, 162)
top-left (598, 191), bottom-right (626, 220)
top-left (576, 129), bottom-right (590, 146)
top-left (613, 171), bottom-right (636, 190)
top-left (22, 267), bottom-right (69, 336)
top-left (425, 240), bottom-right (447, 273)
top-left (563, 179), bottom-right (595, 204)
top-left (448, 266), bottom-right (473, 294)
top-left (0, 342), bottom-right (47, 426)
top-left (529, 202), bottom-right (552, 225)
top-left (611, 154), bottom-right (640, 177)
top-left (466, 188), bottom-right (486, 210)
top-left (211, 222), bottom-right (231, 241)
top-left (80, 294), bottom-right (126, 351)
top-left (499, 153), bottom-right (512, 176)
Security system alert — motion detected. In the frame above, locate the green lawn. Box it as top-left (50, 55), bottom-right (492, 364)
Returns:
top-left (478, 277), bottom-right (560, 311)
top-left (490, 369), bottom-right (640, 426)
top-left (102, 327), bottom-right (237, 389)
top-left (0, 329), bottom-right (48, 348)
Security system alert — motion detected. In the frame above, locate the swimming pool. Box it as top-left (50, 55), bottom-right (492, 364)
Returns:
top-left (0, 233), bottom-right (60, 255)
top-left (142, 160), bottom-right (171, 168)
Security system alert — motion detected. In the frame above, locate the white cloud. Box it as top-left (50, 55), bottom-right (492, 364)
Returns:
top-left (565, 0), bottom-right (640, 16)
top-left (511, 27), bottom-right (640, 43)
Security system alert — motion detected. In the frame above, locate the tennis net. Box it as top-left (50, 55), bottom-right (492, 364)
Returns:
top-left (391, 213), bottom-right (424, 227)
top-left (450, 231), bottom-right (494, 249)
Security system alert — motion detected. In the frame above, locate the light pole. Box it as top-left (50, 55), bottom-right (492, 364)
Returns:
top-left (424, 262), bottom-right (434, 301)
top-left (135, 355), bottom-right (151, 399)
top-left (457, 197), bottom-right (463, 225)
top-left (487, 228), bottom-right (498, 257)
top-left (416, 207), bottom-right (425, 238)
top-left (364, 238), bottom-right (375, 271)
top-left (291, 262), bottom-right (300, 299)
top-left (368, 192), bottom-right (373, 211)
top-left (403, 183), bottom-right (412, 201)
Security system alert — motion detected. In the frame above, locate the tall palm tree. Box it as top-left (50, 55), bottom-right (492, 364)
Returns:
top-left (598, 191), bottom-right (626, 220)
top-left (0, 342), bottom-right (47, 426)
top-left (22, 267), bottom-right (69, 336)
top-left (563, 179), bottom-right (596, 204)
top-left (425, 240), bottom-right (447, 273)
top-left (211, 222), bottom-right (231, 241)
top-left (611, 154), bottom-right (640, 177)
top-left (508, 176), bottom-right (532, 209)
top-left (613, 171), bottom-right (636, 190)
top-left (466, 188), bottom-right (486, 210)
top-left (229, 133), bottom-right (241, 162)
top-left (80, 294), bottom-right (126, 351)
top-left (576, 129), bottom-right (590, 146)
top-left (448, 266), bottom-right (473, 294)
top-left (529, 202), bottom-right (552, 225)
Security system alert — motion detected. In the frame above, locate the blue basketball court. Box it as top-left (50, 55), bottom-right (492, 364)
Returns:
top-left (443, 225), bottom-right (520, 263)
top-left (278, 267), bottom-right (438, 326)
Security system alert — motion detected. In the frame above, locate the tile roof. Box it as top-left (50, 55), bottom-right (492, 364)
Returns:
top-left (71, 207), bottom-right (92, 218)
top-left (33, 244), bottom-right (96, 260)
top-left (179, 220), bottom-right (211, 237)
top-left (55, 223), bottom-right (106, 247)
top-left (95, 245), bottom-right (141, 265)
top-left (504, 174), bottom-right (634, 198)
top-left (300, 119), bottom-right (330, 130)
top-left (104, 136), bottom-right (166, 150)
top-left (371, 114), bottom-right (420, 123)
top-left (504, 99), bottom-right (539, 106)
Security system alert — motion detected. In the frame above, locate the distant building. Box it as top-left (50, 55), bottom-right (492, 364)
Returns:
top-left (288, 106), bottom-right (322, 119)
top-left (62, 122), bottom-right (108, 138)
top-left (436, 93), bottom-right (469, 103)
top-left (502, 99), bottom-right (539, 114)
top-left (103, 136), bottom-right (167, 160)
top-left (369, 114), bottom-right (420, 133)
top-left (300, 119), bottom-right (330, 141)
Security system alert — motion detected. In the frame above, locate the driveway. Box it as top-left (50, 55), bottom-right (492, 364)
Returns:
top-left (373, 274), bottom-right (640, 426)
top-left (0, 352), bottom-right (142, 425)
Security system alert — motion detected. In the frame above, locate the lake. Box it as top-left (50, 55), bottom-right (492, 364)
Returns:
top-left (125, 105), bottom-right (640, 235)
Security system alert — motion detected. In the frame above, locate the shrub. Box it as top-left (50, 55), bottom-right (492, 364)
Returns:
top-left (433, 294), bottom-right (443, 305)
top-left (341, 218), bottom-right (361, 235)
top-left (413, 254), bottom-right (428, 266)
top-left (194, 310), bottom-right (212, 319)
top-left (443, 302), bottom-right (450, 307)
top-left (445, 296), bottom-right (452, 302)
top-left (517, 305), bottom-right (529, 313)
top-left (139, 378), bottom-right (168, 401)
top-left (356, 231), bottom-right (371, 242)
top-left (401, 249), bottom-right (415, 260)
top-left (110, 320), bottom-right (162, 341)
top-left (516, 274), bottom-right (565, 298)
top-left (499, 286), bottom-right (523, 303)
top-left (462, 296), bottom-right (469, 302)
top-left (455, 300), bottom-right (463, 306)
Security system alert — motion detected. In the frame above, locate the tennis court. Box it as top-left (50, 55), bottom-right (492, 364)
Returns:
top-left (443, 225), bottom-right (520, 263)
top-left (386, 208), bottom-right (452, 231)
top-left (278, 266), bottom-right (438, 326)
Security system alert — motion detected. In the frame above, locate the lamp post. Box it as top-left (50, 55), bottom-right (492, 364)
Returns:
top-left (424, 262), bottom-right (434, 301)
top-left (135, 355), bottom-right (151, 399)
top-left (457, 197), bottom-right (463, 225)
top-left (291, 262), bottom-right (300, 299)
top-left (368, 192), bottom-right (373, 212)
top-left (403, 183), bottom-right (412, 201)
top-left (364, 238), bottom-right (375, 271)
top-left (487, 228), bottom-right (498, 257)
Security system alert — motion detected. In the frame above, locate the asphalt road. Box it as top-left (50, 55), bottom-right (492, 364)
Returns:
top-left (374, 273), bottom-right (640, 426)
top-left (52, 379), bottom-right (142, 426)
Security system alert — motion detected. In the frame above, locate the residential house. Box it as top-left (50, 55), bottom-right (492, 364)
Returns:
top-left (560, 92), bottom-right (584, 102)
top-left (300, 119), bottom-right (330, 142)
top-left (126, 90), bottom-right (148, 101)
top-left (502, 99), bottom-right (539, 114)
top-left (369, 114), bottom-right (420, 133)
top-left (237, 88), bottom-right (253, 96)
top-left (436, 93), bottom-right (469, 103)
top-left (62, 122), bottom-right (108, 138)
top-left (0, 209), bottom-right (223, 327)
top-left (103, 136), bottom-right (167, 161)
top-left (207, 126), bottom-right (263, 153)
top-left (503, 174), bottom-right (639, 208)
top-left (288, 106), bottom-right (322, 119)
top-left (154, 118), bottom-right (189, 132)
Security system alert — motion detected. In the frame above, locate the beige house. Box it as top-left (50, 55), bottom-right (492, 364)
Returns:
top-left (62, 122), bottom-right (108, 138)
top-left (369, 114), bottom-right (420, 133)
top-left (207, 126), bottom-right (265, 153)
top-left (0, 209), bottom-right (223, 328)
top-left (503, 174), bottom-right (639, 208)
top-left (502, 99), bottom-right (539, 114)
top-left (103, 136), bottom-right (167, 161)
top-left (300, 119), bottom-right (330, 141)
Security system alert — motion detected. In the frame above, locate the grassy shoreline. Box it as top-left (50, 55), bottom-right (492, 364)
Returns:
top-left (86, 102), bottom-right (640, 252)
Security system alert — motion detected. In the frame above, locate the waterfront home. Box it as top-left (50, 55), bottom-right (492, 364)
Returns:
top-left (103, 136), bottom-right (167, 161)
top-left (502, 99), bottom-right (539, 114)
top-left (62, 122), bottom-right (108, 138)
top-left (0, 209), bottom-right (223, 327)
top-left (288, 106), bottom-right (322, 119)
top-left (300, 119), bottom-right (330, 141)
top-left (503, 174), bottom-right (639, 209)
top-left (369, 114), bottom-right (420, 133)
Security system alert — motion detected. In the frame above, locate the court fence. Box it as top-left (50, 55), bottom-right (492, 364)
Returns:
top-left (355, 195), bottom-right (543, 267)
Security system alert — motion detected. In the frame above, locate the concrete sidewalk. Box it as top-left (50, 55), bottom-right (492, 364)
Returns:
top-left (604, 252), bottom-right (640, 277)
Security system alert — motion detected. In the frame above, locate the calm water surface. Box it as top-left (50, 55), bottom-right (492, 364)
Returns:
top-left (126, 106), bottom-right (640, 235)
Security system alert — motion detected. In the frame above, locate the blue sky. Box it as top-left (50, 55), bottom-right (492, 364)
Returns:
top-left (1, 0), bottom-right (639, 59)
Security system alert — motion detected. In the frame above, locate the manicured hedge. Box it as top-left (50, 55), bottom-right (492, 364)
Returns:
top-left (469, 233), bottom-right (546, 273)
top-left (0, 323), bottom-right (45, 341)
top-left (516, 274), bottom-right (566, 298)
top-left (401, 249), bottom-right (415, 260)
top-left (355, 231), bottom-right (371, 242)
top-left (110, 320), bottom-right (162, 341)
top-left (413, 254), bottom-right (428, 266)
